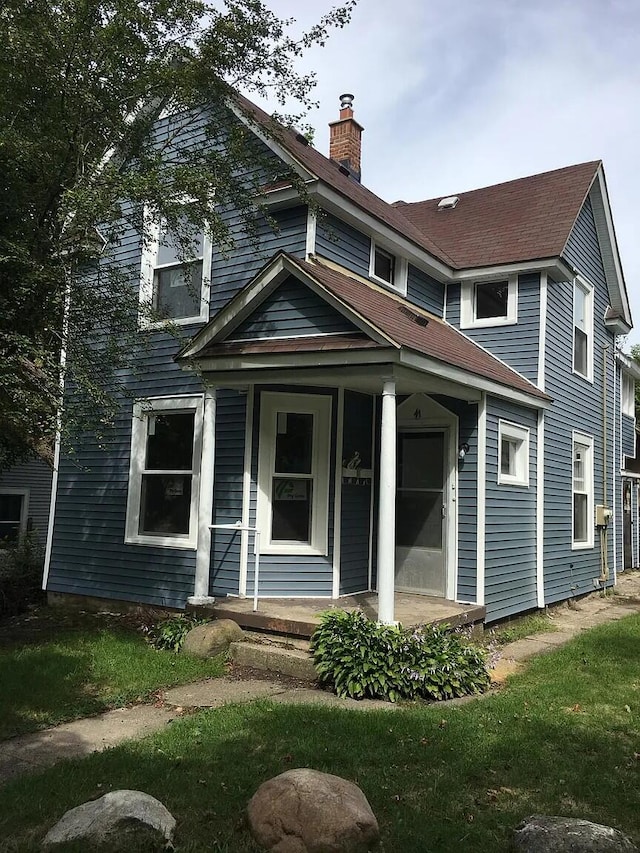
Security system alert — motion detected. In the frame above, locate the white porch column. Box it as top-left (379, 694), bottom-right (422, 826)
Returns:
top-left (190, 386), bottom-right (217, 604)
top-left (377, 379), bottom-right (397, 624)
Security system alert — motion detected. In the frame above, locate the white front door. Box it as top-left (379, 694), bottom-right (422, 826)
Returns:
top-left (395, 429), bottom-right (447, 595)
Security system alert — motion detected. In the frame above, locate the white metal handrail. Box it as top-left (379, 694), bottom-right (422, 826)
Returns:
top-left (209, 521), bottom-right (262, 611)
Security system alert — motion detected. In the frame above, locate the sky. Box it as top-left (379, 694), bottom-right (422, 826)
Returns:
top-left (248, 0), bottom-right (640, 348)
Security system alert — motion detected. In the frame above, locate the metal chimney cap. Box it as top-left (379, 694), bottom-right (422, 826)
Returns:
top-left (340, 93), bottom-right (355, 109)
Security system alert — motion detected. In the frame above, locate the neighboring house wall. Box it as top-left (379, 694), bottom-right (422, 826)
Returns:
top-left (0, 460), bottom-right (52, 546)
top-left (543, 197), bottom-right (616, 604)
top-left (484, 398), bottom-right (538, 621)
top-left (445, 273), bottom-right (541, 384)
top-left (622, 415), bottom-right (635, 460)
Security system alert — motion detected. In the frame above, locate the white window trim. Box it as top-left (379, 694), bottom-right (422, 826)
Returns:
top-left (369, 240), bottom-right (408, 294)
top-left (139, 206), bottom-right (212, 329)
top-left (257, 392), bottom-right (332, 556)
top-left (0, 488), bottom-right (29, 544)
top-left (622, 372), bottom-right (635, 418)
top-left (460, 275), bottom-right (518, 329)
top-left (571, 431), bottom-right (594, 550)
top-left (125, 395), bottom-right (204, 549)
top-left (572, 276), bottom-right (594, 383)
top-left (497, 420), bottom-right (530, 487)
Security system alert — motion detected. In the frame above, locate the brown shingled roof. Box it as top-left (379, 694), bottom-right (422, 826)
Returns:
top-left (290, 257), bottom-right (548, 402)
top-left (392, 162), bottom-right (600, 269)
top-left (232, 92), bottom-right (456, 267)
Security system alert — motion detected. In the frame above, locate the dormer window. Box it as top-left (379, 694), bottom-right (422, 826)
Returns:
top-left (460, 276), bottom-right (518, 329)
top-left (369, 241), bottom-right (407, 293)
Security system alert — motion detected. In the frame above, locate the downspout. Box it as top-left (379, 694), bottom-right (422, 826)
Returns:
top-left (600, 344), bottom-right (610, 583)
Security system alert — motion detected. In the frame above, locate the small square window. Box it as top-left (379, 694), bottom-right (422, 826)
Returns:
top-left (0, 492), bottom-right (28, 546)
top-left (369, 241), bottom-right (407, 292)
top-left (461, 276), bottom-right (517, 328)
top-left (497, 421), bottom-right (529, 486)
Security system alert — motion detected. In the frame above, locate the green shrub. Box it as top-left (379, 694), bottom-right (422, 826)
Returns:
top-left (145, 614), bottom-right (209, 651)
top-left (0, 533), bottom-right (45, 619)
top-left (310, 609), bottom-right (490, 702)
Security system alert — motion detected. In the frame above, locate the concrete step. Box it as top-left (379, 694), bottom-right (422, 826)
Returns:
top-left (229, 641), bottom-right (317, 682)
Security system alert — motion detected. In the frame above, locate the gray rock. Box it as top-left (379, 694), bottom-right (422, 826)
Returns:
top-left (42, 789), bottom-right (175, 847)
top-left (247, 768), bottom-right (379, 853)
top-left (513, 815), bottom-right (638, 852)
top-left (182, 618), bottom-right (244, 657)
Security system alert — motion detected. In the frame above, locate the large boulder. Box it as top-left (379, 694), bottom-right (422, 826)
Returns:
top-left (42, 790), bottom-right (175, 847)
top-left (182, 619), bottom-right (244, 657)
top-left (247, 768), bottom-right (379, 853)
top-left (513, 816), bottom-right (638, 852)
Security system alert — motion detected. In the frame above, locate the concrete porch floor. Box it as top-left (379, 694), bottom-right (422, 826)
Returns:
top-left (190, 592), bottom-right (486, 639)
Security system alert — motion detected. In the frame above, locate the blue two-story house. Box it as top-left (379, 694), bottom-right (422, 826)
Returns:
top-left (42, 92), bottom-right (638, 623)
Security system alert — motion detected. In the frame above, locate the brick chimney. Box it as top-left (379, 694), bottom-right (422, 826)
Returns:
top-left (329, 94), bottom-right (363, 182)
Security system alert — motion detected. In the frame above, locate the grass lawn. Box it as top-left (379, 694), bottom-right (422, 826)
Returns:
top-left (1, 615), bottom-right (640, 852)
top-left (0, 609), bottom-right (225, 739)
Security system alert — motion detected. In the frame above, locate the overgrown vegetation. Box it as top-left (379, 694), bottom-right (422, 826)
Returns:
top-left (311, 609), bottom-right (490, 702)
top-left (486, 611), bottom-right (557, 646)
top-left (0, 533), bottom-right (45, 619)
top-left (3, 615), bottom-right (640, 851)
top-left (144, 614), bottom-right (209, 652)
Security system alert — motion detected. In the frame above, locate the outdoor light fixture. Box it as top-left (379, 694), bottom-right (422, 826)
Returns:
top-left (458, 442), bottom-right (470, 460)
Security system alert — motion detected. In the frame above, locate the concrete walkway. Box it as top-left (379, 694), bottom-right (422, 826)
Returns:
top-left (2, 570), bottom-right (640, 787)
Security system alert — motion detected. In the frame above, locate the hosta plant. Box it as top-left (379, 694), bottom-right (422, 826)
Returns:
top-left (310, 609), bottom-right (490, 702)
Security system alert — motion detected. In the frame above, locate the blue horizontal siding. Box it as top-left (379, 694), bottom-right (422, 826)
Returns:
top-left (340, 391), bottom-right (374, 595)
top-left (445, 275), bottom-right (541, 384)
top-left (210, 391), bottom-right (246, 597)
top-left (315, 213), bottom-right (370, 277)
top-left (622, 414), bottom-right (635, 460)
top-left (407, 265), bottom-right (444, 317)
top-left (230, 274), bottom-right (357, 340)
top-left (544, 195), bottom-right (616, 604)
top-left (484, 398), bottom-right (538, 622)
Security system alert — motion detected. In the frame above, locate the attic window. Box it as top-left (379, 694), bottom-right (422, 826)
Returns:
top-left (369, 241), bottom-right (408, 293)
top-left (460, 276), bottom-right (518, 329)
top-left (438, 196), bottom-right (459, 210)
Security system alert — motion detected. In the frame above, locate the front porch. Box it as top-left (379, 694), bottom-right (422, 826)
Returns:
top-left (189, 593), bottom-right (486, 639)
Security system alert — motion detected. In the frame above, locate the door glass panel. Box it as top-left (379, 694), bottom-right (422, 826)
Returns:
top-left (398, 433), bottom-right (444, 489)
top-left (272, 478), bottom-right (311, 542)
top-left (396, 491), bottom-right (442, 549)
top-left (275, 413), bottom-right (313, 474)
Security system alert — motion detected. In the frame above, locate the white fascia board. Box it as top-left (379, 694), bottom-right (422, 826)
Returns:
top-left (180, 254), bottom-right (397, 360)
top-left (453, 257), bottom-right (574, 284)
top-left (616, 352), bottom-right (640, 382)
top-left (399, 350), bottom-right (550, 410)
top-left (179, 257), bottom-right (291, 358)
top-left (311, 184), bottom-right (453, 282)
top-left (190, 348), bottom-right (397, 374)
top-left (589, 166), bottom-right (632, 325)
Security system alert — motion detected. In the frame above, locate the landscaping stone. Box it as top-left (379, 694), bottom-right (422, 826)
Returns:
top-left (247, 768), bottom-right (379, 852)
top-left (513, 815), bottom-right (638, 852)
top-left (42, 789), bottom-right (176, 847)
top-left (182, 618), bottom-right (244, 657)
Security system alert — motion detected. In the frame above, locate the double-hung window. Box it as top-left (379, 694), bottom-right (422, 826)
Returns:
top-left (622, 373), bottom-right (635, 418)
top-left (460, 276), bottom-right (518, 328)
top-left (573, 278), bottom-right (593, 380)
top-left (257, 393), bottom-right (331, 555)
top-left (572, 433), bottom-right (594, 548)
top-left (140, 208), bottom-right (211, 326)
top-left (498, 421), bottom-right (529, 486)
top-left (125, 396), bottom-right (203, 549)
